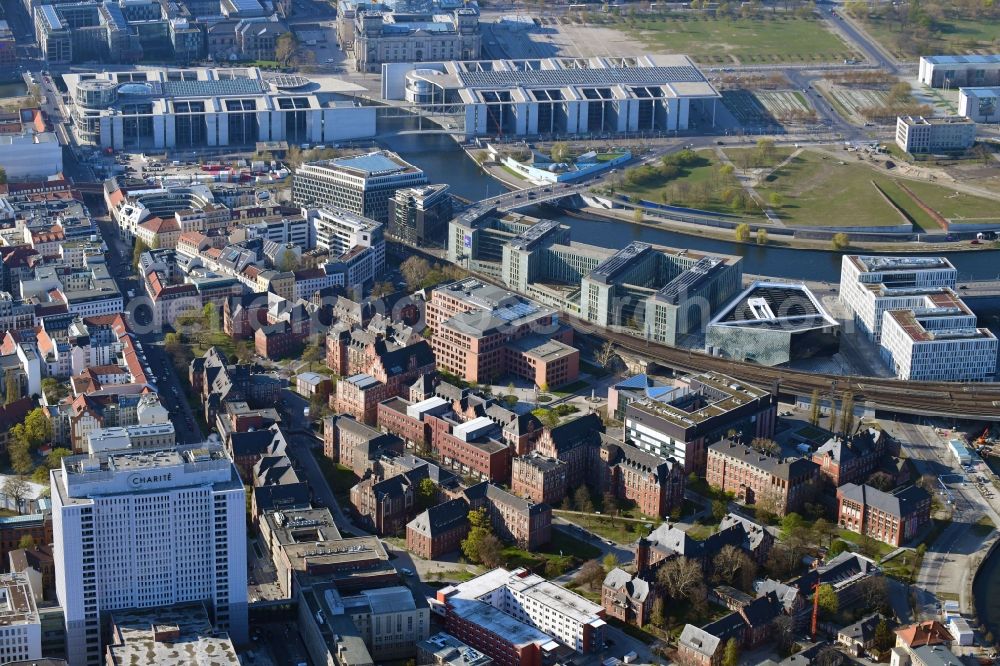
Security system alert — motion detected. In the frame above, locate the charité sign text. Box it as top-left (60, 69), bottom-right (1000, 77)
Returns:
top-left (127, 472), bottom-right (174, 489)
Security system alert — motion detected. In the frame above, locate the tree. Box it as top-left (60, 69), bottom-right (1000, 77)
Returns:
top-left (0, 167), bottom-right (7, 185)
top-left (401, 256), bottom-right (432, 290)
top-left (633, 207), bottom-right (644, 224)
top-left (478, 534), bottom-right (503, 568)
top-left (735, 223), bottom-right (751, 242)
top-left (656, 556), bottom-right (702, 601)
top-left (768, 192), bottom-right (784, 208)
top-left (603, 552), bottom-right (619, 573)
top-left (916, 474), bottom-right (937, 494)
top-left (372, 281), bottom-right (395, 298)
top-left (17, 534), bottom-right (35, 551)
top-left (827, 397), bottom-right (838, 433)
top-left (275, 32), bottom-right (299, 67)
top-left (23, 409), bottom-right (52, 449)
top-left (550, 141), bottom-right (571, 163)
top-left (277, 249), bottom-right (298, 272)
top-left (595, 340), bottom-right (617, 370)
top-left (416, 477), bottom-right (437, 511)
top-left (751, 437), bottom-right (780, 456)
top-left (832, 232), bottom-right (850, 250)
top-left (41, 377), bottom-right (69, 404)
top-left (771, 614), bottom-right (795, 655)
top-left (602, 492), bottom-right (619, 525)
top-left (816, 583), bottom-right (838, 617)
top-left (723, 637), bottom-right (740, 666)
top-left (828, 540), bottom-right (850, 557)
top-left (4, 371), bottom-right (20, 405)
top-left (461, 508), bottom-right (497, 565)
top-left (874, 617), bottom-right (894, 653)
top-left (132, 238), bottom-right (150, 269)
top-left (809, 388), bottom-right (821, 426)
top-left (756, 228), bottom-right (768, 245)
top-left (812, 517), bottom-right (835, 548)
top-left (574, 485), bottom-right (594, 513)
top-left (651, 596), bottom-right (666, 628)
top-left (860, 576), bottom-right (889, 613)
top-left (840, 392), bottom-right (855, 434)
top-left (712, 499), bottom-right (729, 523)
top-left (301, 342), bottom-right (323, 371)
top-left (713, 544), bottom-right (757, 591)
top-left (1, 476), bottom-right (30, 514)
top-left (8, 440), bottom-right (32, 476)
top-left (780, 513), bottom-right (805, 536)
top-left (576, 560), bottom-right (605, 590)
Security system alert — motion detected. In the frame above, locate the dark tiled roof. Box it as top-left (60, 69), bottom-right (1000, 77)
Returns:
top-left (709, 439), bottom-right (819, 480)
top-left (547, 412), bottom-right (604, 452)
top-left (838, 483), bottom-right (930, 518)
top-left (409, 498), bottom-right (470, 538)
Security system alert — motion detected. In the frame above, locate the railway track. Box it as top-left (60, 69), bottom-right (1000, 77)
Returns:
top-left (578, 322), bottom-right (1000, 419)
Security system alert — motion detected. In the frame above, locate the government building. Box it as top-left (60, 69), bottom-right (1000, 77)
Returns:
top-left (63, 67), bottom-right (376, 150)
top-left (382, 54), bottom-right (721, 139)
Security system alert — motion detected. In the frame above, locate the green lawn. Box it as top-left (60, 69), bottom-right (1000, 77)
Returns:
top-left (595, 152), bottom-right (627, 162)
top-left (501, 530), bottom-right (599, 576)
top-left (626, 15), bottom-right (854, 64)
top-left (555, 511), bottom-right (654, 544)
top-left (724, 146), bottom-right (796, 170)
top-left (859, 13), bottom-right (1000, 59)
top-left (873, 180), bottom-right (944, 233)
top-left (758, 151), bottom-right (909, 227)
top-left (836, 528), bottom-right (894, 559)
top-left (616, 151), bottom-right (750, 217)
top-left (895, 180), bottom-right (1000, 222)
top-left (685, 523), bottom-right (717, 540)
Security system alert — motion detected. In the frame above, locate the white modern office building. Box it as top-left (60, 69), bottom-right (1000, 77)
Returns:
top-left (382, 54), bottom-right (721, 139)
top-left (63, 67), bottom-right (376, 150)
top-left (959, 87), bottom-right (1000, 122)
top-left (0, 572), bottom-right (41, 664)
top-left (919, 55), bottom-right (1000, 88)
top-left (305, 207), bottom-right (385, 284)
top-left (879, 291), bottom-right (997, 382)
top-left (895, 115), bottom-right (976, 154)
top-left (839, 255), bottom-right (958, 342)
top-left (0, 130), bottom-right (62, 181)
top-left (52, 445), bottom-right (248, 666)
top-left (293, 151), bottom-right (428, 223)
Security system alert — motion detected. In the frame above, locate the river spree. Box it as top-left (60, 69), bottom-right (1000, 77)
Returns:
top-left (378, 118), bottom-right (1000, 283)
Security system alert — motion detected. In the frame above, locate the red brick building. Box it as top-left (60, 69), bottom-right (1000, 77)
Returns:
top-left (0, 514), bottom-right (53, 570)
top-left (602, 568), bottom-right (654, 628)
top-left (426, 279), bottom-right (579, 388)
top-left (601, 436), bottom-right (685, 519)
top-left (464, 483), bottom-right (551, 550)
top-left (334, 373), bottom-right (391, 425)
top-left (350, 468), bottom-right (426, 535)
top-left (426, 413), bottom-right (512, 484)
top-left (534, 413), bottom-right (604, 489)
top-left (812, 427), bottom-right (898, 488)
top-left (326, 414), bottom-right (404, 476)
top-left (511, 452), bottom-right (567, 506)
top-left (706, 440), bottom-right (819, 517)
top-left (837, 483), bottom-right (931, 547)
top-left (224, 293), bottom-right (269, 339)
top-left (406, 498), bottom-right (470, 559)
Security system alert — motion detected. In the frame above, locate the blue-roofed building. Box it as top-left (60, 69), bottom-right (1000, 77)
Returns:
top-left (221, 0), bottom-right (266, 17)
top-left (293, 150), bottom-right (426, 223)
top-left (919, 54), bottom-right (1000, 88)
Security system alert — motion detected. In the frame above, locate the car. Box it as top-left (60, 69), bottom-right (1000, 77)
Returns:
top-left (972, 239), bottom-right (982, 245)
top-left (400, 567), bottom-right (414, 576)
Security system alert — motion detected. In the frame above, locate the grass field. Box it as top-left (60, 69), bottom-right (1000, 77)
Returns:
top-left (616, 151), bottom-right (720, 201)
top-left (897, 180), bottom-right (1000, 222)
top-left (627, 16), bottom-right (855, 64)
top-left (859, 14), bottom-right (1000, 58)
top-left (555, 511), bottom-right (653, 544)
top-left (723, 146), bottom-right (796, 170)
top-left (756, 151), bottom-right (999, 229)
top-left (758, 152), bottom-right (910, 227)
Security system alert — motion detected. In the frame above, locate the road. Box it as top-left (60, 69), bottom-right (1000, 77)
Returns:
top-left (93, 213), bottom-right (204, 444)
top-left (885, 419), bottom-right (1000, 620)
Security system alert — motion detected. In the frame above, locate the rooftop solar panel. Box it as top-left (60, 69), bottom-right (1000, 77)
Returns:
top-left (159, 78), bottom-right (264, 98)
top-left (334, 153), bottom-right (407, 175)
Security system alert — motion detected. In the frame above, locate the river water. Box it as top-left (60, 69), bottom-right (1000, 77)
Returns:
top-left (378, 117), bottom-right (1000, 283)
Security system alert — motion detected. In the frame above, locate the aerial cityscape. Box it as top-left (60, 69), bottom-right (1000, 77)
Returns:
top-left (0, 1), bottom-right (999, 665)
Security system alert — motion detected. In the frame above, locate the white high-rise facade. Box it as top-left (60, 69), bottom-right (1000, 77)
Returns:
top-left (52, 445), bottom-right (248, 666)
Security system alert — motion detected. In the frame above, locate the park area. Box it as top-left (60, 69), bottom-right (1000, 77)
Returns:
top-left (757, 150), bottom-right (1000, 229)
top-left (533, 12), bottom-right (856, 64)
top-left (850, 5), bottom-right (1000, 59)
top-left (624, 14), bottom-right (857, 64)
